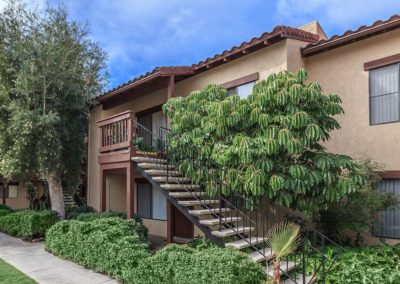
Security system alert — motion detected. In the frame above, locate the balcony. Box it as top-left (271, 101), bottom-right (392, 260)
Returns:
top-left (96, 110), bottom-right (167, 164)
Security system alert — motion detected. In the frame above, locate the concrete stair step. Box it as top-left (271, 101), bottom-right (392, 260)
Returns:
top-left (189, 208), bottom-right (230, 216)
top-left (266, 261), bottom-right (296, 277)
top-left (169, 191), bottom-right (205, 197)
top-left (178, 199), bottom-right (219, 206)
top-left (225, 236), bottom-right (266, 249)
top-left (138, 163), bottom-right (174, 169)
top-left (211, 226), bottom-right (254, 238)
top-left (153, 176), bottom-right (192, 183)
top-left (160, 184), bottom-right (200, 190)
top-left (145, 169), bottom-right (181, 176)
top-left (249, 247), bottom-right (274, 263)
top-left (132, 157), bottom-right (167, 164)
top-left (199, 217), bottom-right (241, 226)
top-left (284, 275), bottom-right (314, 284)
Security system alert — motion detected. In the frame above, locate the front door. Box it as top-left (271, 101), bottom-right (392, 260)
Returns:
top-left (137, 110), bottom-right (167, 147)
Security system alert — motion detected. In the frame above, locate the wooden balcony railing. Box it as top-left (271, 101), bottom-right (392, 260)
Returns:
top-left (97, 110), bottom-right (133, 153)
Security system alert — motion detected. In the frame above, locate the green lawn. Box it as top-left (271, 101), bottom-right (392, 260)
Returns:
top-left (0, 258), bottom-right (37, 284)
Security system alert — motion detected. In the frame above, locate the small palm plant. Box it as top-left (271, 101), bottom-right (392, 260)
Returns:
top-left (266, 221), bottom-right (301, 284)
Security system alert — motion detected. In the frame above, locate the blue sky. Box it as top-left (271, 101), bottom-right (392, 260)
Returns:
top-left (1, 0), bottom-right (400, 90)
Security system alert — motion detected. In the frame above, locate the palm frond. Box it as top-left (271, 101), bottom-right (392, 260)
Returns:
top-left (266, 221), bottom-right (301, 258)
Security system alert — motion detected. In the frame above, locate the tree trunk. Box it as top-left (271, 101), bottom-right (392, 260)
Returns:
top-left (47, 175), bottom-right (65, 219)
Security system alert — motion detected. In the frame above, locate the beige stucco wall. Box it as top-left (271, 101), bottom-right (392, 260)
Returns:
top-left (305, 29), bottom-right (400, 171)
top-left (175, 40), bottom-right (288, 96)
top-left (2, 182), bottom-right (44, 210)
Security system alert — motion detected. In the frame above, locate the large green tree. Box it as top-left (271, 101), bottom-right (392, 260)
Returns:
top-left (0, 1), bottom-right (107, 217)
top-left (163, 69), bottom-right (366, 216)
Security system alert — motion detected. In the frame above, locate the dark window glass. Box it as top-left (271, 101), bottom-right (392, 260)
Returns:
top-left (374, 179), bottom-right (400, 239)
top-left (370, 64), bottom-right (400, 124)
top-left (137, 183), bottom-right (151, 219)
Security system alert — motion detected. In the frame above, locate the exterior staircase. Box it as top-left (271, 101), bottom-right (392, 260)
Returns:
top-left (129, 121), bottom-right (340, 283)
top-left (133, 155), bottom-right (330, 283)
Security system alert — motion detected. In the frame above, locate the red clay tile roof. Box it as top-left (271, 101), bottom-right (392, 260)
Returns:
top-left (192, 25), bottom-right (319, 71)
top-left (97, 26), bottom-right (319, 100)
top-left (302, 14), bottom-right (400, 57)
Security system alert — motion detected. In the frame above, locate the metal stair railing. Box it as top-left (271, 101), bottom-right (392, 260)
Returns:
top-left (133, 122), bottom-right (343, 283)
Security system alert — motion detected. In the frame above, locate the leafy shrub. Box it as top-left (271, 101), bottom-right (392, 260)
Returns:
top-left (76, 211), bottom-right (127, 222)
top-left (45, 217), bottom-right (150, 281)
top-left (122, 244), bottom-right (265, 284)
top-left (0, 204), bottom-right (11, 210)
top-left (65, 205), bottom-right (95, 219)
top-left (313, 245), bottom-right (400, 283)
top-left (0, 208), bottom-right (13, 217)
top-left (318, 160), bottom-right (399, 243)
top-left (163, 70), bottom-right (366, 216)
top-left (75, 212), bottom-right (147, 242)
top-left (0, 210), bottom-right (59, 238)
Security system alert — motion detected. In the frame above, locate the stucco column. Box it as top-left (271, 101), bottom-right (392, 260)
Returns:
top-left (126, 164), bottom-right (134, 219)
top-left (99, 166), bottom-right (106, 212)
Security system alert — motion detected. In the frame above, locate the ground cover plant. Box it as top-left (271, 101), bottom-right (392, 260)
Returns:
top-left (163, 69), bottom-right (366, 216)
top-left (45, 217), bottom-right (150, 281)
top-left (0, 204), bottom-right (13, 217)
top-left (65, 205), bottom-right (95, 220)
top-left (0, 210), bottom-right (59, 239)
top-left (0, 257), bottom-right (37, 284)
top-left (311, 245), bottom-right (400, 283)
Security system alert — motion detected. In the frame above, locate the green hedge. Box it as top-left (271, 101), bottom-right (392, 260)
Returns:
top-left (45, 217), bottom-right (150, 281)
top-left (0, 206), bottom-right (13, 217)
top-left (0, 210), bottom-right (59, 238)
top-left (65, 205), bottom-right (95, 220)
top-left (0, 204), bottom-right (11, 210)
top-left (76, 211), bottom-right (127, 221)
top-left (122, 244), bottom-right (265, 284)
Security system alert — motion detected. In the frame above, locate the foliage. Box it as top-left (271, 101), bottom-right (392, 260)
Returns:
top-left (0, 208), bottom-right (13, 217)
top-left (75, 212), bottom-right (148, 243)
top-left (187, 237), bottom-right (218, 250)
top-left (122, 244), bottom-right (265, 284)
top-left (45, 218), bottom-right (150, 281)
top-left (0, 204), bottom-right (11, 210)
top-left (311, 245), bottom-right (400, 283)
top-left (0, 0), bottom-right (107, 217)
top-left (163, 70), bottom-right (365, 215)
top-left (0, 257), bottom-right (37, 284)
top-left (318, 160), bottom-right (399, 242)
top-left (65, 205), bottom-right (95, 220)
top-left (133, 137), bottom-right (157, 152)
top-left (76, 211), bottom-right (127, 221)
top-left (0, 210), bottom-right (59, 239)
top-left (266, 222), bottom-right (301, 283)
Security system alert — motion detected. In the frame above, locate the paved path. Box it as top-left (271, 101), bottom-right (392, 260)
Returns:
top-left (0, 232), bottom-right (119, 284)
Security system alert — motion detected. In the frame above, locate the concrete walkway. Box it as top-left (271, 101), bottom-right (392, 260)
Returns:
top-left (0, 232), bottom-right (118, 284)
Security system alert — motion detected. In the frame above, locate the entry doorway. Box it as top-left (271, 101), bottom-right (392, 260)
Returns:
top-left (137, 107), bottom-right (167, 146)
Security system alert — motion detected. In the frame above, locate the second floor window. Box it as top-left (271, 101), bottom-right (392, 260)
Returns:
top-left (370, 63), bottom-right (400, 125)
top-left (227, 81), bottom-right (256, 99)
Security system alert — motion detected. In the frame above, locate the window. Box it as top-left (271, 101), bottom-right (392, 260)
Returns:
top-left (0, 183), bottom-right (18, 198)
top-left (370, 63), bottom-right (400, 125)
top-left (374, 179), bottom-right (400, 239)
top-left (228, 81), bottom-right (256, 99)
top-left (137, 182), bottom-right (167, 220)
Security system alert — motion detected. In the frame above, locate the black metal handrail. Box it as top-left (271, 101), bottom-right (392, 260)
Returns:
top-left (132, 122), bottom-right (342, 283)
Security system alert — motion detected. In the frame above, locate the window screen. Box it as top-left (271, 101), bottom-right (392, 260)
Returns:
top-left (374, 179), bottom-right (400, 239)
top-left (137, 183), bottom-right (151, 219)
top-left (152, 188), bottom-right (167, 220)
top-left (370, 64), bottom-right (400, 124)
top-left (136, 182), bottom-right (167, 221)
top-left (8, 185), bottom-right (18, 198)
top-left (228, 81), bottom-right (256, 99)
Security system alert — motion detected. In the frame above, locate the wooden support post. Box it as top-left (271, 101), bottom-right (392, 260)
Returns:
top-left (167, 74), bottom-right (175, 128)
top-left (100, 166), bottom-right (106, 212)
top-left (126, 163), bottom-right (135, 219)
top-left (167, 201), bottom-right (174, 243)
